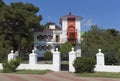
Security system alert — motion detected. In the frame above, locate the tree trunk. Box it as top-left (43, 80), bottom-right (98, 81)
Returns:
top-left (18, 31), bottom-right (22, 57)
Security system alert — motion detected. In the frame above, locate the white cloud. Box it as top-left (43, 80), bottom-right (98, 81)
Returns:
top-left (83, 19), bottom-right (94, 27)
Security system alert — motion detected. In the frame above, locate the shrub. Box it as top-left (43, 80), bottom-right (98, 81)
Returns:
top-left (2, 58), bottom-right (21, 73)
top-left (44, 51), bottom-right (53, 61)
top-left (73, 57), bottom-right (95, 73)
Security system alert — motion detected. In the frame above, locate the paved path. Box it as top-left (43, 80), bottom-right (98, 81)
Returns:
top-left (0, 72), bottom-right (120, 81)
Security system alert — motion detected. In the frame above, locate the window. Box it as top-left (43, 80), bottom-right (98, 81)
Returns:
top-left (70, 33), bottom-right (75, 39)
top-left (37, 45), bottom-right (42, 51)
top-left (56, 35), bottom-right (60, 42)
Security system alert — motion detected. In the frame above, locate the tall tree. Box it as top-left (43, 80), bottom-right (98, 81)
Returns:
top-left (81, 25), bottom-right (120, 65)
top-left (60, 42), bottom-right (73, 60)
top-left (0, 2), bottom-right (42, 57)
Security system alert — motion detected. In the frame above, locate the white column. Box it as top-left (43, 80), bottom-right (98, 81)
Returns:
top-left (69, 48), bottom-right (76, 72)
top-left (29, 50), bottom-right (37, 65)
top-left (96, 49), bottom-right (105, 66)
top-left (8, 50), bottom-right (16, 62)
top-left (53, 48), bottom-right (61, 71)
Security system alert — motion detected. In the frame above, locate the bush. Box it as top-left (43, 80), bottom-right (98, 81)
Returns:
top-left (73, 57), bottom-right (95, 73)
top-left (44, 51), bottom-right (53, 61)
top-left (2, 58), bottom-right (21, 73)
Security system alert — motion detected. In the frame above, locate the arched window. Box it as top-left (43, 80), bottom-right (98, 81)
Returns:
top-left (36, 45), bottom-right (42, 51)
top-left (43, 35), bottom-right (48, 41)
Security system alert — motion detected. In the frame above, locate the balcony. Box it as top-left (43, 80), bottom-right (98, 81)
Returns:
top-left (52, 38), bottom-right (67, 44)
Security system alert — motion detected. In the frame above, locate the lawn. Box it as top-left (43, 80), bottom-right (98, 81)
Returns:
top-left (77, 72), bottom-right (120, 78)
top-left (0, 70), bottom-right (51, 74)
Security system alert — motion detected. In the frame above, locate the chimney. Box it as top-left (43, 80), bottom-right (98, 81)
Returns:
top-left (69, 12), bottom-right (72, 15)
top-left (49, 24), bottom-right (55, 29)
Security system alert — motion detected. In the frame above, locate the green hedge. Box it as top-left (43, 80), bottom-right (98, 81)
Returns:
top-left (73, 57), bottom-right (95, 73)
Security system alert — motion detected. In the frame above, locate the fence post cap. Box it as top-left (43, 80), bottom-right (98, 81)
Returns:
top-left (56, 48), bottom-right (58, 51)
top-left (11, 50), bottom-right (14, 53)
top-left (99, 49), bottom-right (101, 52)
top-left (32, 50), bottom-right (34, 53)
top-left (72, 47), bottom-right (74, 51)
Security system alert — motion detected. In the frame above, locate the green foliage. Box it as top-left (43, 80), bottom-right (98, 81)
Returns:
top-left (2, 58), bottom-right (21, 73)
top-left (0, 35), bottom-right (13, 62)
top-left (60, 41), bottom-right (73, 54)
top-left (115, 49), bottom-right (120, 64)
top-left (81, 25), bottom-right (120, 65)
top-left (44, 51), bottom-right (53, 61)
top-left (0, 0), bottom-right (5, 7)
top-left (60, 42), bottom-right (73, 60)
top-left (0, 1), bottom-right (43, 58)
top-left (73, 57), bottom-right (95, 73)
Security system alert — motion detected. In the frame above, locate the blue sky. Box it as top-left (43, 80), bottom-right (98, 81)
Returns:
top-left (3, 0), bottom-right (120, 31)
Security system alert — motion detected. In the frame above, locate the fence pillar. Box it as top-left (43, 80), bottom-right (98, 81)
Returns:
top-left (29, 50), bottom-right (37, 65)
top-left (53, 48), bottom-right (61, 71)
top-left (69, 48), bottom-right (76, 72)
top-left (8, 50), bottom-right (16, 62)
top-left (96, 49), bottom-right (105, 66)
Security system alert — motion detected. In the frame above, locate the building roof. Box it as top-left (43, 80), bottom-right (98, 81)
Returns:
top-left (43, 28), bottom-right (53, 32)
top-left (59, 12), bottom-right (83, 25)
top-left (61, 12), bottom-right (83, 19)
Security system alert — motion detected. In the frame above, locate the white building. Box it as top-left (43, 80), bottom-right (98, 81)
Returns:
top-left (34, 13), bottom-right (83, 57)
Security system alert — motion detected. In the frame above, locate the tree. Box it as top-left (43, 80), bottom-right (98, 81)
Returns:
top-left (115, 49), bottom-right (120, 64)
top-left (0, 1), bottom-right (12, 62)
top-left (0, 0), bottom-right (5, 7)
top-left (81, 25), bottom-right (104, 57)
top-left (81, 25), bottom-right (120, 65)
top-left (0, 2), bottom-right (42, 57)
top-left (60, 41), bottom-right (73, 54)
top-left (60, 42), bottom-right (73, 60)
top-left (0, 35), bottom-right (12, 62)
top-left (44, 51), bottom-right (53, 61)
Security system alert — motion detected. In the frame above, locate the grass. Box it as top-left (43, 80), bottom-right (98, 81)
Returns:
top-left (0, 70), bottom-right (51, 74)
top-left (15, 70), bottom-right (51, 74)
top-left (77, 72), bottom-right (120, 78)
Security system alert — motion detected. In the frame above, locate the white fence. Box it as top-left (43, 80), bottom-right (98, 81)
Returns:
top-left (2, 48), bottom-right (120, 72)
top-left (94, 49), bottom-right (120, 72)
top-left (0, 48), bottom-right (77, 72)
top-left (94, 65), bottom-right (120, 72)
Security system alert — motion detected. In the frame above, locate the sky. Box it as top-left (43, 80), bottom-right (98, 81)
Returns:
top-left (3, 0), bottom-right (120, 31)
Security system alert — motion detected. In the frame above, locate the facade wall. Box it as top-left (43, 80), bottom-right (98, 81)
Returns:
top-left (76, 18), bottom-right (81, 43)
top-left (61, 18), bottom-right (68, 42)
top-left (62, 18), bottom-right (68, 31)
top-left (34, 32), bottom-right (54, 57)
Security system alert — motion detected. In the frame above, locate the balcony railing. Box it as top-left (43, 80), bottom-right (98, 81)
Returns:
top-left (36, 38), bottom-right (81, 44)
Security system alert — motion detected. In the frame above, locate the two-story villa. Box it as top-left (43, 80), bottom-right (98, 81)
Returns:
top-left (34, 13), bottom-right (82, 57)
